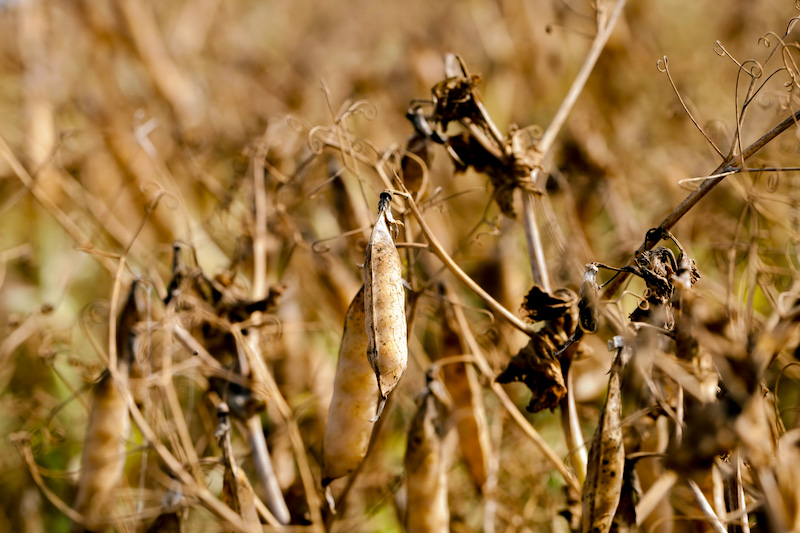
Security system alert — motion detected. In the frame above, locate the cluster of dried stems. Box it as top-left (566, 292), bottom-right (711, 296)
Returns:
top-left (3, 0), bottom-right (800, 532)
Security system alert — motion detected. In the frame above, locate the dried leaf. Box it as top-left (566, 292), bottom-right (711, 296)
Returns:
top-left (582, 355), bottom-right (625, 533)
top-left (405, 383), bottom-right (451, 533)
top-left (496, 338), bottom-right (566, 413)
top-left (521, 286), bottom-right (577, 323)
top-left (364, 192), bottom-right (408, 416)
top-left (322, 287), bottom-right (380, 485)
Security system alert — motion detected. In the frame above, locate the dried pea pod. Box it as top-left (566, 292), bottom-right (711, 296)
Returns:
top-left (72, 283), bottom-right (143, 532)
top-left (438, 286), bottom-right (491, 490)
top-left (364, 192), bottom-right (407, 418)
top-left (581, 347), bottom-right (627, 533)
top-left (405, 376), bottom-right (451, 533)
top-left (322, 287), bottom-right (379, 485)
top-left (216, 403), bottom-right (261, 532)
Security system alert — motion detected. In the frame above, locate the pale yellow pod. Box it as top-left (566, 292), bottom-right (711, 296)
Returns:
top-left (322, 287), bottom-right (379, 485)
top-left (581, 360), bottom-right (625, 533)
top-left (405, 386), bottom-right (450, 533)
top-left (439, 290), bottom-right (491, 490)
top-left (73, 283), bottom-right (142, 532)
top-left (72, 371), bottom-right (131, 532)
top-left (364, 192), bottom-right (407, 415)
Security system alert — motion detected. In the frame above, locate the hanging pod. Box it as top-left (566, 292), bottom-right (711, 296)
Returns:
top-left (405, 374), bottom-right (452, 533)
top-left (364, 191), bottom-right (408, 419)
top-left (322, 286), bottom-right (380, 485)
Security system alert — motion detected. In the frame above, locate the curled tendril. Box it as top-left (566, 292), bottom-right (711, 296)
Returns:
top-left (307, 167), bottom-right (344, 200)
top-left (353, 138), bottom-right (381, 159)
top-left (767, 170), bottom-right (780, 193)
top-left (139, 182), bottom-right (179, 213)
top-left (82, 300), bottom-right (110, 325)
top-left (349, 138), bottom-right (368, 156)
top-left (786, 15), bottom-right (800, 35)
top-left (311, 225), bottom-right (370, 254)
top-left (285, 114), bottom-right (309, 133)
top-left (253, 314), bottom-right (283, 343)
top-left (658, 55), bottom-right (725, 158)
top-left (307, 125), bottom-right (333, 154)
top-left (339, 100), bottom-right (377, 122)
top-left (399, 149), bottom-right (430, 198)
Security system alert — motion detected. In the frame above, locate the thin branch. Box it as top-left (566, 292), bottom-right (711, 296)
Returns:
top-left (522, 0), bottom-right (627, 288)
top-left (536, 0), bottom-right (628, 158)
top-left (686, 478), bottom-right (728, 533)
top-left (603, 106), bottom-right (800, 297)
top-left (446, 288), bottom-right (581, 493)
top-left (389, 182), bottom-right (535, 335)
top-left (657, 56), bottom-right (725, 158)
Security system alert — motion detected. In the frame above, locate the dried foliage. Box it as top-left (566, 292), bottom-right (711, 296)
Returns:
top-left (2, 1), bottom-right (800, 532)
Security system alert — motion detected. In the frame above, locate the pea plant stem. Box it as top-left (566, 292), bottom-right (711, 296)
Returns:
top-left (602, 106), bottom-right (800, 298)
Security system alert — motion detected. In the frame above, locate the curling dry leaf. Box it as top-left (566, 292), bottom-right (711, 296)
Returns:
top-left (582, 352), bottom-right (626, 533)
top-left (322, 286), bottom-right (380, 485)
top-left (364, 192), bottom-right (407, 418)
top-left (496, 336), bottom-right (566, 413)
top-left (521, 285), bottom-right (577, 323)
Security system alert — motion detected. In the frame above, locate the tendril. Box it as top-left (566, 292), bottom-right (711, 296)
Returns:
top-left (658, 56), bottom-right (724, 158)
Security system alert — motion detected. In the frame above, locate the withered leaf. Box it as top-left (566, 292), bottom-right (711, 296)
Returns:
top-left (496, 337), bottom-right (566, 413)
top-left (521, 285), bottom-right (578, 323)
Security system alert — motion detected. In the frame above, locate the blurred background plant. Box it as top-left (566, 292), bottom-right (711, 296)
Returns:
top-left (1, 0), bottom-right (799, 531)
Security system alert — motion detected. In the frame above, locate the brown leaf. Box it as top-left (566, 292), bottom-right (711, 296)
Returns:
top-left (496, 337), bottom-right (566, 413)
top-left (521, 286), bottom-right (578, 323)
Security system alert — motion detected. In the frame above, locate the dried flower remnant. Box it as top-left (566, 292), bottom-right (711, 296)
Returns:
top-left (364, 192), bottom-right (408, 419)
top-left (496, 338), bottom-right (567, 413)
top-left (406, 55), bottom-right (542, 218)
